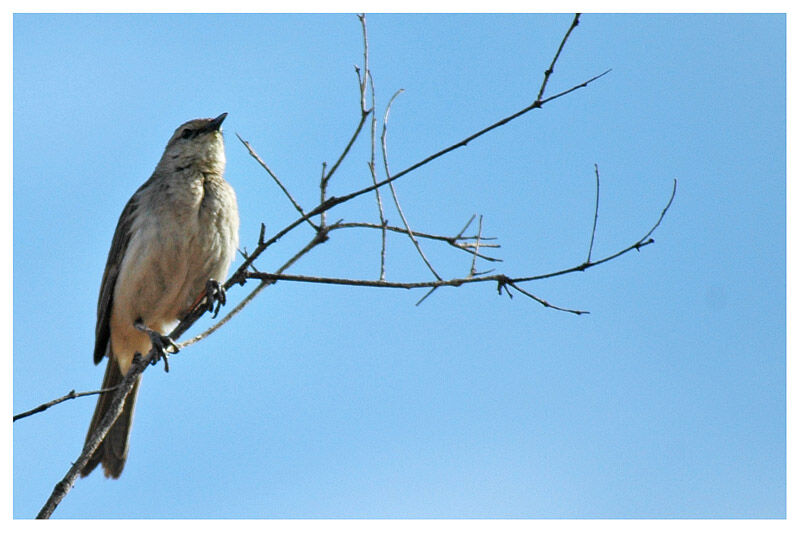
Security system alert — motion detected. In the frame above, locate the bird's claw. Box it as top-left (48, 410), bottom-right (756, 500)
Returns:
top-left (134, 320), bottom-right (179, 373)
top-left (203, 279), bottom-right (226, 318)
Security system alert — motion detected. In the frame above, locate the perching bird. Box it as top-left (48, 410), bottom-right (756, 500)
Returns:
top-left (81, 113), bottom-right (239, 478)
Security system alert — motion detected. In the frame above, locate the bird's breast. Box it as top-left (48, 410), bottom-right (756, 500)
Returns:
top-left (109, 170), bottom-right (238, 370)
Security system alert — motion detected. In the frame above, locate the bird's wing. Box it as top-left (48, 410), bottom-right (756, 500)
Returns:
top-left (93, 192), bottom-right (141, 364)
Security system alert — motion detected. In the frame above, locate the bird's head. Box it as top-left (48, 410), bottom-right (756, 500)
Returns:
top-left (159, 113), bottom-right (227, 174)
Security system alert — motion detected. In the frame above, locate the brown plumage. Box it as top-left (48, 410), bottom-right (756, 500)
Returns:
top-left (82, 114), bottom-right (239, 478)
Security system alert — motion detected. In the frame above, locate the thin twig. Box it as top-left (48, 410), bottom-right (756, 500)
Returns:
top-left (245, 271), bottom-right (585, 315)
top-left (455, 214), bottom-right (476, 240)
top-left (536, 13), bottom-right (581, 103)
top-left (13, 385), bottom-right (122, 422)
top-left (469, 215), bottom-right (484, 277)
top-left (368, 82), bottom-right (388, 279)
top-left (638, 179), bottom-right (677, 243)
top-left (513, 179), bottom-right (677, 283)
top-left (505, 280), bottom-right (586, 315)
top-left (358, 15), bottom-right (388, 280)
top-left (321, 15), bottom-right (373, 186)
top-left (328, 221), bottom-right (501, 261)
top-left (358, 13), bottom-right (370, 114)
top-left (415, 287), bottom-right (438, 306)
top-left (331, 221), bottom-right (498, 244)
top-left (587, 163), bottom-right (601, 263)
top-left (235, 270), bottom-right (546, 292)
top-left (236, 133), bottom-right (317, 231)
top-left (382, 89), bottom-right (442, 281)
top-left (322, 91), bottom-right (372, 184)
top-left (320, 162), bottom-right (328, 227)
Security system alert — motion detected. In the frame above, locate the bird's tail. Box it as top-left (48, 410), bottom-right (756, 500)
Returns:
top-left (81, 357), bottom-right (141, 478)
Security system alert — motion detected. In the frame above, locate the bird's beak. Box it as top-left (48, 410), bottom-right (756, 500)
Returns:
top-left (205, 112), bottom-right (228, 132)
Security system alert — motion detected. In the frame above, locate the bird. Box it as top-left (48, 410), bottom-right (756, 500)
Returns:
top-left (81, 113), bottom-right (239, 478)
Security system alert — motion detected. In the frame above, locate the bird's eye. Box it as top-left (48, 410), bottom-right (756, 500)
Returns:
top-left (180, 128), bottom-right (193, 139)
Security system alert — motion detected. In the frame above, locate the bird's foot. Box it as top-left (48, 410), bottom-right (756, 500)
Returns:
top-left (201, 279), bottom-right (227, 318)
top-left (134, 320), bottom-right (179, 373)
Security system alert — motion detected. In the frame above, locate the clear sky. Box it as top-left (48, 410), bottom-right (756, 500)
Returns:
top-left (12, 13), bottom-right (785, 519)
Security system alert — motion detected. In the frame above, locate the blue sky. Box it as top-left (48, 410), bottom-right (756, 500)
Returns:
top-left (12, 13), bottom-right (785, 519)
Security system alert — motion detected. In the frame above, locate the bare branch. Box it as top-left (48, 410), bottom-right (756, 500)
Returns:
top-left (381, 89), bottom-right (442, 281)
top-left (237, 176), bottom-right (676, 316)
top-left (236, 133), bottom-right (317, 231)
top-left (535, 13), bottom-right (581, 102)
top-left (455, 214), bottom-right (477, 239)
top-left (357, 72), bottom-right (611, 213)
top-left (244, 271), bottom-right (584, 315)
top-left (13, 385), bottom-right (122, 422)
top-left (587, 163), bottom-right (601, 262)
top-left (639, 179), bottom-right (677, 243)
top-left (364, 66), bottom-right (388, 279)
top-left (357, 13), bottom-right (370, 114)
top-left (226, 16), bottom-right (606, 285)
top-left (319, 161), bottom-right (328, 227)
top-left (322, 76), bottom-right (372, 183)
top-left (36, 351), bottom-right (153, 519)
top-left (513, 179), bottom-right (677, 283)
top-left (415, 286), bottom-right (439, 306)
top-left (367, 70), bottom-right (388, 279)
top-left (330, 221), bottom-right (498, 245)
top-left (324, 110), bottom-right (372, 185)
top-left (504, 280), bottom-right (587, 315)
top-left (469, 215), bottom-right (484, 277)
top-left (328, 221), bottom-right (501, 262)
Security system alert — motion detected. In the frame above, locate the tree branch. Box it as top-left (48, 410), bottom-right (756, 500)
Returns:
top-left (586, 163), bottom-right (601, 263)
top-left (13, 385), bottom-right (122, 422)
top-left (237, 177), bottom-right (676, 314)
top-left (225, 15), bottom-right (609, 285)
top-left (36, 351), bottom-right (153, 519)
top-left (236, 133), bottom-right (317, 231)
top-left (327, 221), bottom-right (501, 262)
top-left (381, 89), bottom-right (442, 281)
